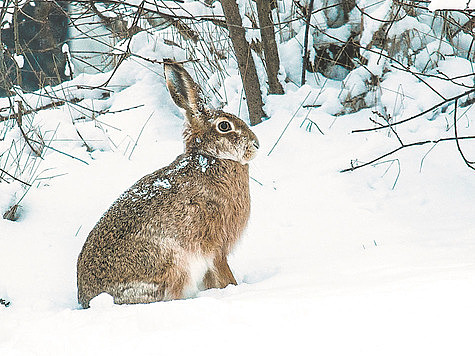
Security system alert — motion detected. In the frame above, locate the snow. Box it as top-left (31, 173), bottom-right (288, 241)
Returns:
top-left (12, 54), bottom-right (24, 69)
top-left (153, 178), bottom-right (172, 189)
top-left (89, 292), bottom-right (114, 308)
top-left (1, 2), bottom-right (475, 355)
top-left (360, 0), bottom-right (393, 47)
top-left (198, 154), bottom-right (210, 172)
top-left (430, 0), bottom-right (475, 10)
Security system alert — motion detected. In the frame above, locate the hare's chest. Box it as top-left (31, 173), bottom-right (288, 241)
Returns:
top-left (182, 253), bottom-right (213, 298)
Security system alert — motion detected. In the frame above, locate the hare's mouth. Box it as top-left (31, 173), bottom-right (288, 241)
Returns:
top-left (242, 144), bottom-right (258, 163)
top-left (207, 142), bottom-right (258, 165)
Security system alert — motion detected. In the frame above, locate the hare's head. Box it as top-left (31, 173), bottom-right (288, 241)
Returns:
top-left (164, 61), bottom-right (259, 164)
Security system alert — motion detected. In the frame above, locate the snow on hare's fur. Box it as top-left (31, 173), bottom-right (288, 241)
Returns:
top-left (77, 61), bottom-right (259, 308)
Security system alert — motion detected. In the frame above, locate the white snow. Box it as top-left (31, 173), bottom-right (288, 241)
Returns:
top-left (89, 293), bottom-right (114, 309)
top-left (153, 178), bottom-right (172, 189)
top-left (12, 54), bottom-right (24, 69)
top-left (430, 0), bottom-right (475, 10)
top-left (198, 154), bottom-right (209, 172)
top-left (1, 2), bottom-right (475, 355)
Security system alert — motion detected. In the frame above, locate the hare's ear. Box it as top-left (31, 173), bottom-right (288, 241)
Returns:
top-left (164, 61), bottom-right (204, 118)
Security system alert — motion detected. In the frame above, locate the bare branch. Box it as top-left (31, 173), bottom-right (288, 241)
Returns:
top-left (341, 135), bottom-right (475, 173)
top-left (353, 88), bottom-right (475, 134)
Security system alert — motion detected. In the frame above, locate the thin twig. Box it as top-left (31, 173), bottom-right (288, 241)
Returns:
top-left (128, 111), bottom-right (154, 159)
top-left (0, 167), bottom-right (31, 186)
top-left (28, 138), bottom-right (89, 165)
top-left (453, 99), bottom-right (475, 170)
top-left (372, 110), bottom-right (404, 145)
top-left (268, 91), bottom-right (312, 156)
top-left (14, 101), bottom-right (43, 157)
top-left (0, 97), bottom-right (83, 122)
top-left (96, 1), bottom-right (146, 88)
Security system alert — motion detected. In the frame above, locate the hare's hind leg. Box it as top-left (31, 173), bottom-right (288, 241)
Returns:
top-left (111, 277), bottom-right (189, 304)
top-left (110, 261), bottom-right (191, 304)
top-left (215, 257), bottom-right (237, 287)
top-left (110, 282), bottom-right (166, 304)
top-left (204, 257), bottom-right (237, 290)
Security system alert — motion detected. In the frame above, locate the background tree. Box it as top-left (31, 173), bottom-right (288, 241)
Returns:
top-left (219, 0), bottom-right (266, 125)
top-left (255, 0), bottom-right (284, 95)
top-left (0, 1), bottom-right (69, 96)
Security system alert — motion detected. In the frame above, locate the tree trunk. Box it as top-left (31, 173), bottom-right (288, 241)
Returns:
top-left (255, 0), bottom-right (283, 95)
top-left (301, 0), bottom-right (315, 85)
top-left (0, 1), bottom-right (68, 95)
top-left (220, 0), bottom-right (265, 126)
top-left (0, 31), bottom-right (9, 95)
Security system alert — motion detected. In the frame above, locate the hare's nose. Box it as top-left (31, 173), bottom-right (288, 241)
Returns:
top-left (253, 140), bottom-right (260, 150)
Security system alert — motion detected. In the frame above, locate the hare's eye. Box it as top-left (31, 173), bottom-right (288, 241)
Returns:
top-left (217, 120), bottom-right (232, 133)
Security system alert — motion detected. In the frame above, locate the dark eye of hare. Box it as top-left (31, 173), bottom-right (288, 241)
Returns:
top-left (217, 120), bottom-right (232, 133)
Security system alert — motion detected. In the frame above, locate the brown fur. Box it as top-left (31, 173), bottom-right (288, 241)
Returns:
top-left (77, 61), bottom-right (259, 308)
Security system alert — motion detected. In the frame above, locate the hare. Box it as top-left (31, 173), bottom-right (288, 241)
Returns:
top-left (76, 61), bottom-right (259, 308)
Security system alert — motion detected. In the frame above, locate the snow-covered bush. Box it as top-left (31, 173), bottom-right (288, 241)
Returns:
top-left (1, 0), bottom-right (475, 219)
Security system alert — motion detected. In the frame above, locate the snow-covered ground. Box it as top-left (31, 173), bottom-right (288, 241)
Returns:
top-left (1, 1), bottom-right (475, 355)
top-left (430, 0), bottom-right (475, 10)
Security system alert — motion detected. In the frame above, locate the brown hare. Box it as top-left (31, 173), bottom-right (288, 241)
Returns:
top-left (77, 61), bottom-right (259, 308)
